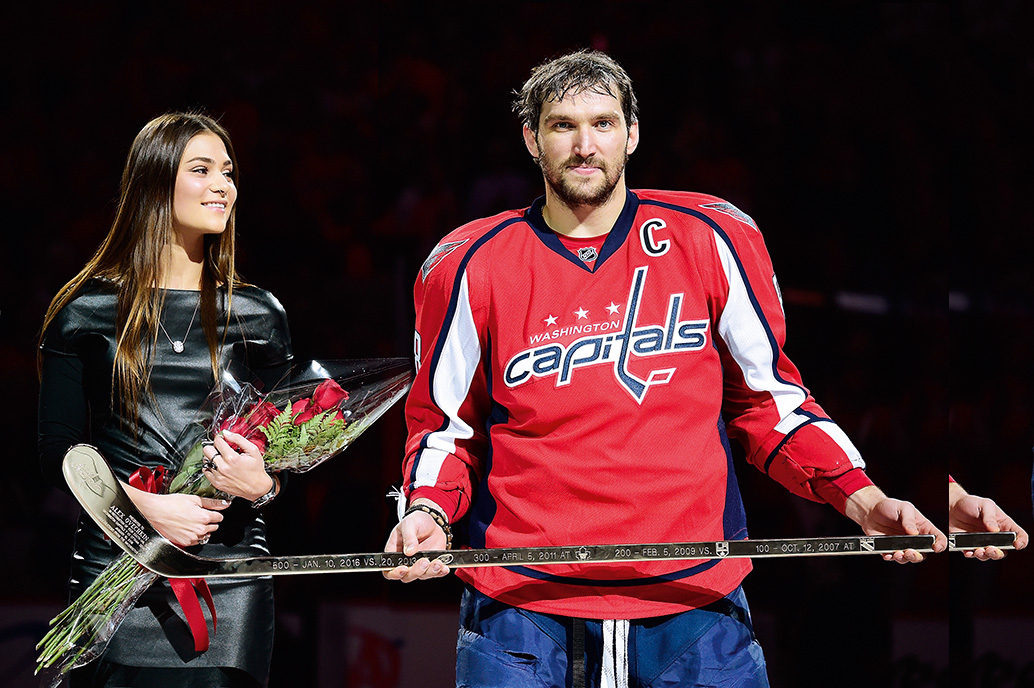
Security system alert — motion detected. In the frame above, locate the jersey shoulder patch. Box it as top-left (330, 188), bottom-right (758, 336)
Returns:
top-left (699, 201), bottom-right (758, 230)
top-left (420, 239), bottom-right (469, 282)
top-left (420, 209), bottom-right (525, 282)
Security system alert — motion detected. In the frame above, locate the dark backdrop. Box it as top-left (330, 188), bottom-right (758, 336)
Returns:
top-left (1, 2), bottom-right (1030, 687)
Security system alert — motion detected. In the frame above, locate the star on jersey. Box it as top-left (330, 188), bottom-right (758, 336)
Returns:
top-left (606, 302), bottom-right (620, 315)
top-left (544, 315), bottom-right (558, 326)
top-left (574, 307), bottom-right (589, 320)
top-left (505, 266), bottom-right (710, 403)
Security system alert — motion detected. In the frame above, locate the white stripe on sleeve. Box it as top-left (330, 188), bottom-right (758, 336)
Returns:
top-left (814, 420), bottom-right (866, 469)
top-left (415, 273), bottom-right (482, 488)
top-left (774, 411), bottom-right (809, 435)
top-left (713, 232), bottom-right (807, 419)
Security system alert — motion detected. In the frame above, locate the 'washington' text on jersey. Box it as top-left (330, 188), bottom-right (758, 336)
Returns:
top-left (504, 266), bottom-right (709, 403)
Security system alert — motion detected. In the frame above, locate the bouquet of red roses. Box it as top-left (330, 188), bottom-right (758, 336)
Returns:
top-left (36, 358), bottom-right (412, 685)
top-left (167, 362), bottom-right (399, 496)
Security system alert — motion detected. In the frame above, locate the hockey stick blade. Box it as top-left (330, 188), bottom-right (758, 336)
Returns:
top-left (948, 532), bottom-right (1017, 551)
top-left (63, 444), bottom-right (937, 579)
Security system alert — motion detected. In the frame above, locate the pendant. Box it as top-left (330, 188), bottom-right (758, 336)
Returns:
top-left (173, 341), bottom-right (184, 353)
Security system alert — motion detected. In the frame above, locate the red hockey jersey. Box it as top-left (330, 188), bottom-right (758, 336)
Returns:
top-left (403, 189), bottom-right (872, 619)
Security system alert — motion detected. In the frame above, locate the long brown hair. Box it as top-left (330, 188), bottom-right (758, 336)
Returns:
top-left (40, 112), bottom-right (242, 417)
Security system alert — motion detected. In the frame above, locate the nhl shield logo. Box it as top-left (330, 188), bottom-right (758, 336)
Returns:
top-left (421, 239), bottom-right (469, 282)
top-left (577, 246), bottom-right (598, 263)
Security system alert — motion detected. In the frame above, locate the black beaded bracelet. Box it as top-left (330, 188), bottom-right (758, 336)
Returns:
top-left (404, 504), bottom-right (453, 549)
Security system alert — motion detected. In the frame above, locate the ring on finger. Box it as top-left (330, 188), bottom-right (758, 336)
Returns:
top-left (202, 454), bottom-right (221, 471)
top-left (198, 534), bottom-right (211, 545)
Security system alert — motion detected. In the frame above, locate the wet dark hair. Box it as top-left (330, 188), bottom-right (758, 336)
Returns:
top-left (513, 49), bottom-right (638, 132)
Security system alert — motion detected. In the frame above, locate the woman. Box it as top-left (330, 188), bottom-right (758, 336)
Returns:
top-left (38, 113), bottom-right (291, 687)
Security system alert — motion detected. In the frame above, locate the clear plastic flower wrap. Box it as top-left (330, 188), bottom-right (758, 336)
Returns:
top-left (168, 358), bottom-right (413, 494)
top-left (36, 358), bottom-right (412, 685)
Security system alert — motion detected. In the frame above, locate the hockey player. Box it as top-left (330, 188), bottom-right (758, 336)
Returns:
top-left (383, 49), bottom-right (946, 687)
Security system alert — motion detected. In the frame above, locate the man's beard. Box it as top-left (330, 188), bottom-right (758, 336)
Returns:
top-left (539, 150), bottom-right (628, 209)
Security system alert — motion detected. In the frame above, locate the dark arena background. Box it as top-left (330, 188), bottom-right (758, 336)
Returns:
top-left (1, 2), bottom-right (1031, 686)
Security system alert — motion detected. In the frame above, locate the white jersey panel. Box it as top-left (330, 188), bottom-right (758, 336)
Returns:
top-left (713, 231), bottom-right (807, 420)
top-left (415, 272), bottom-right (481, 488)
top-left (774, 411), bottom-right (809, 435)
top-left (814, 420), bottom-right (866, 469)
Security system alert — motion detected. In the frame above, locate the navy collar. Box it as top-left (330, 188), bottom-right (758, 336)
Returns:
top-left (524, 188), bottom-right (640, 273)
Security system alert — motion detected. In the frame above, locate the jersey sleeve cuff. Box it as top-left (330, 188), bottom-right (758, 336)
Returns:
top-left (409, 486), bottom-right (467, 522)
top-left (812, 468), bottom-right (875, 512)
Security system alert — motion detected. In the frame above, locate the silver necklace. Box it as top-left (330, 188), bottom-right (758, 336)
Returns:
top-left (157, 295), bottom-right (200, 354)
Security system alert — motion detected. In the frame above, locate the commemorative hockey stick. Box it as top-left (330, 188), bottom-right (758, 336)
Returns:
top-left (948, 532), bottom-right (1017, 551)
top-left (64, 444), bottom-right (937, 579)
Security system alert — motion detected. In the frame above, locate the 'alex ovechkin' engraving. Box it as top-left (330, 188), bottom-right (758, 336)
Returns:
top-left (105, 505), bottom-right (148, 553)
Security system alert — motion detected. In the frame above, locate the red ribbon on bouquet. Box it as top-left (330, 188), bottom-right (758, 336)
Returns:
top-left (129, 466), bottom-right (218, 652)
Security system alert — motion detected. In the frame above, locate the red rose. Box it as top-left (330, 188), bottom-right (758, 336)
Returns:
top-left (292, 405), bottom-right (316, 426)
top-left (247, 401), bottom-right (281, 428)
top-left (292, 380), bottom-right (349, 426)
top-left (220, 401), bottom-right (279, 452)
top-left (311, 379), bottom-right (349, 410)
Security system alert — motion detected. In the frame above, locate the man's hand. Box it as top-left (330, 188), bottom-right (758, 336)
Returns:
top-left (949, 481), bottom-right (1029, 560)
top-left (383, 498), bottom-right (451, 583)
top-left (844, 485), bottom-right (947, 563)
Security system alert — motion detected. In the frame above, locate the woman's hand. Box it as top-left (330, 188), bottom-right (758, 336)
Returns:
top-left (124, 483), bottom-right (229, 547)
top-left (201, 430), bottom-right (274, 502)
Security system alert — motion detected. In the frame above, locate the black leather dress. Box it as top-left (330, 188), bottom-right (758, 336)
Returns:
top-left (38, 278), bottom-right (293, 684)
